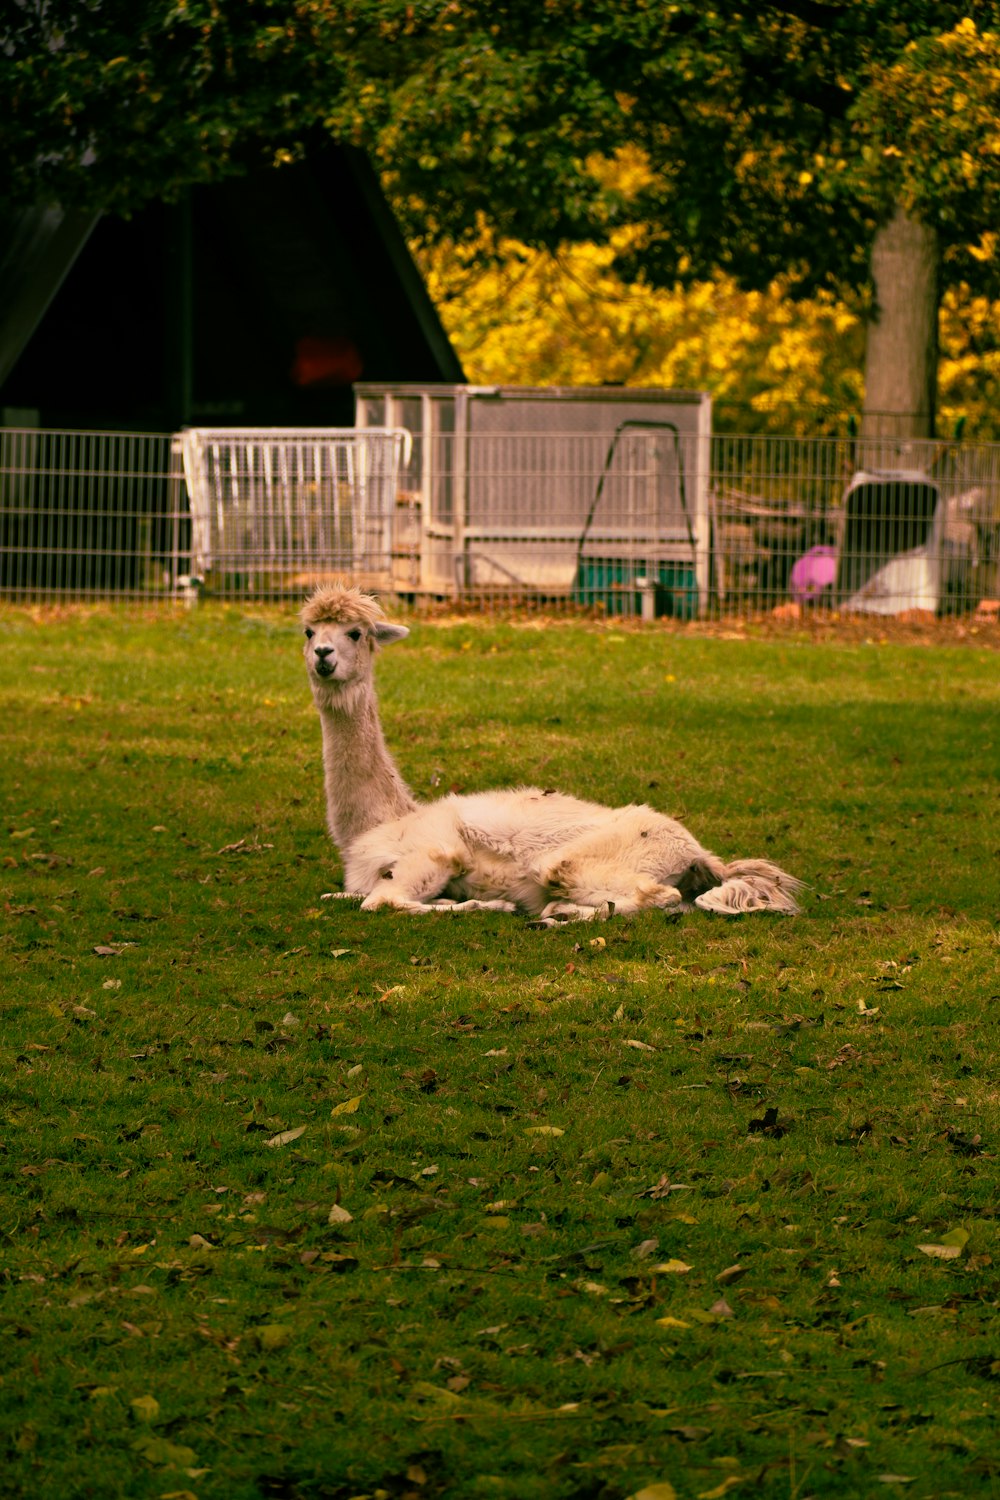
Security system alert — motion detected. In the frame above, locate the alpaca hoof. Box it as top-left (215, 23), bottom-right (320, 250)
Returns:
top-left (538, 900), bottom-right (609, 923)
top-left (321, 891), bottom-right (363, 903)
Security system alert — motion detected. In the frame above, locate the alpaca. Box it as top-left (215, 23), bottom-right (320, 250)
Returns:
top-left (302, 583), bottom-right (803, 923)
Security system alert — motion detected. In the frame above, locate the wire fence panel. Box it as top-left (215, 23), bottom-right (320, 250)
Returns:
top-left (0, 428), bottom-right (183, 602)
top-left (2, 422), bottom-right (999, 617)
top-left (708, 435), bottom-right (1000, 618)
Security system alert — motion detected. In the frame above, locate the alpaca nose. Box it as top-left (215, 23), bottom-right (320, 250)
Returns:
top-left (315, 646), bottom-right (335, 661)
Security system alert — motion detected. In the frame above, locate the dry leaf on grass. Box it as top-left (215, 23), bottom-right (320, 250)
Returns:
top-left (330, 1097), bottom-right (362, 1117)
top-left (264, 1125), bottom-right (307, 1147)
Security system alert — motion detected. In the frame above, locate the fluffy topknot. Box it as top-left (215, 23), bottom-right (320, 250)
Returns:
top-left (300, 582), bottom-right (388, 630)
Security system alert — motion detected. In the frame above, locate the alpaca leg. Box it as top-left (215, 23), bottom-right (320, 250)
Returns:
top-left (536, 850), bottom-right (683, 923)
top-left (360, 846), bottom-right (459, 911)
top-left (422, 898), bottom-right (518, 914)
top-left (369, 892), bottom-right (517, 915)
top-left (361, 848), bottom-right (516, 915)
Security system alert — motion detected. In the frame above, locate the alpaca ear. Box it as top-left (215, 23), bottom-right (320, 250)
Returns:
top-left (374, 623), bottom-right (409, 646)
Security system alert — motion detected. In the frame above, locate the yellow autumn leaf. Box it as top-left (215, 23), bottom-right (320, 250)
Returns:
top-left (698, 1479), bottom-right (745, 1500)
top-left (626, 1483), bottom-right (678, 1500)
top-left (129, 1395), bottom-right (160, 1423)
top-left (525, 1125), bottom-right (565, 1136)
top-left (330, 1096), bottom-right (362, 1117)
top-left (652, 1260), bottom-right (693, 1274)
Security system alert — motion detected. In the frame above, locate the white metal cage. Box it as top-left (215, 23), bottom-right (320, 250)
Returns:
top-left (178, 426), bottom-right (411, 597)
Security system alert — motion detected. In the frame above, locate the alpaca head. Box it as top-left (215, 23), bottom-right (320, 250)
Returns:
top-left (300, 583), bottom-right (409, 708)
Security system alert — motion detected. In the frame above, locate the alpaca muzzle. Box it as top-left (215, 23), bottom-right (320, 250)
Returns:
top-left (314, 647), bottom-right (336, 678)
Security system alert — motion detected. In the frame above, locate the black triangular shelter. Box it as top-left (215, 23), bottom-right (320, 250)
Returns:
top-left (0, 144), bottom-right (463, 432)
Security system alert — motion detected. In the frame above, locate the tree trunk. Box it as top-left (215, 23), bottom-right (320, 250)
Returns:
top-left (862, 204), bottom-right (939, 444)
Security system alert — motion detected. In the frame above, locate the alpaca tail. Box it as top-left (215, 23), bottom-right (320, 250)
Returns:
top-left (692, 857), bottom-right (804, 916)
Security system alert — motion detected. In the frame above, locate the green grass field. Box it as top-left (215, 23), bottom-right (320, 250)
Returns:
top-left (1, 605), bottom-right (998, 1500)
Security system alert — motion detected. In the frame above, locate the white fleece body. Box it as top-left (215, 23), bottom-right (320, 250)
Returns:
top-left (345, 787), bottom-right (801, 921)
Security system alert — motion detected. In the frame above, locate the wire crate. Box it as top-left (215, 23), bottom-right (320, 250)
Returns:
top-left (179, 426), bottom-right (411, 598)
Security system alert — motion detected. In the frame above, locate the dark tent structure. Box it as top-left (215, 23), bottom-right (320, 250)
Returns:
top-left (0, 143), bottom-right (464, 432)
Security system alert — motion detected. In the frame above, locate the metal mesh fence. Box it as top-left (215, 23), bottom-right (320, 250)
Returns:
top-left (709, 434), bottom-right (1000, 618)
top-left (1, 423), bottom-right (999, 616)
top-left (0, 428), bottom-right (182, 601)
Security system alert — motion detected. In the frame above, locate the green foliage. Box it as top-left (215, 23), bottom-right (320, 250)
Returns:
top-left (327, 1), bottom-right (1000, 300)
top-left (1, 605), bottom-right (999, 1497)
top-left (8, 3), bottom-right (1000, 433)
top-left (846, 18), bottom-right (1000, 250)
top-left (6, 1), bottom-right (1000, 294)
top-left (1, 0), bottom-right (349, 210)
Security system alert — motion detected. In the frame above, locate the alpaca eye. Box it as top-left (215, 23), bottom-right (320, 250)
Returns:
top-left (304, 628), bottom-right (314, 640)
top-left (347, 629), bottom-right (362, 642)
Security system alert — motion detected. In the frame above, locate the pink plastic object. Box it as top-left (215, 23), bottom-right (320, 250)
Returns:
top-left (789, 544), bottom-right (837, 602)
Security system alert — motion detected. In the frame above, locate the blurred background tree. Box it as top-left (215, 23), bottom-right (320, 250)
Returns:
top-left (5, 1), bottom-right (1000, 437)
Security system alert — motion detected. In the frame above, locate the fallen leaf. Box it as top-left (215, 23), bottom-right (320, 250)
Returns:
top-left (877, 1477), bottom-right (914, 1486)
top-left (626, 1485), bottom-right (678, 1500)
top-left (130, 1395), bottom-right (160, 1423)
top-left (525, 1125), bottom-right (565, 1137)
top-left (639, 1176), bottom-right (694, 1198)
top-left (131, 1434), bottom-right (198, 1468)
top-left (625, 1039), bottom-right (656, 1052)
top-left (330, 1097), bottom-right (362, 1117)
top-left (826, 1044), bottom-right (862, 1069)
top-left (708, 1298), bottom-right (735, 1319)
top-left (652, 1260), bottom-right (692, 1275)
top-left (320, 1251), bottom-right (359, 1271)
top-left (698, 1480), bottom-right (744, 1499)
top-left (327, 1204), bottom-right (353, 1225)
top-left (716, 1264), bottom-right (747, 1285)
top-left (264, 1126), bottom-right (307, 1147)
top-left (655, 1316), bottom-right (691, 1330)
top-left (917, 1243), bottom-right (962, 1260)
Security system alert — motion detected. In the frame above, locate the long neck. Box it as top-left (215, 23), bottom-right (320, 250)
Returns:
top-left (316, 683), bottom-right (418, 852)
